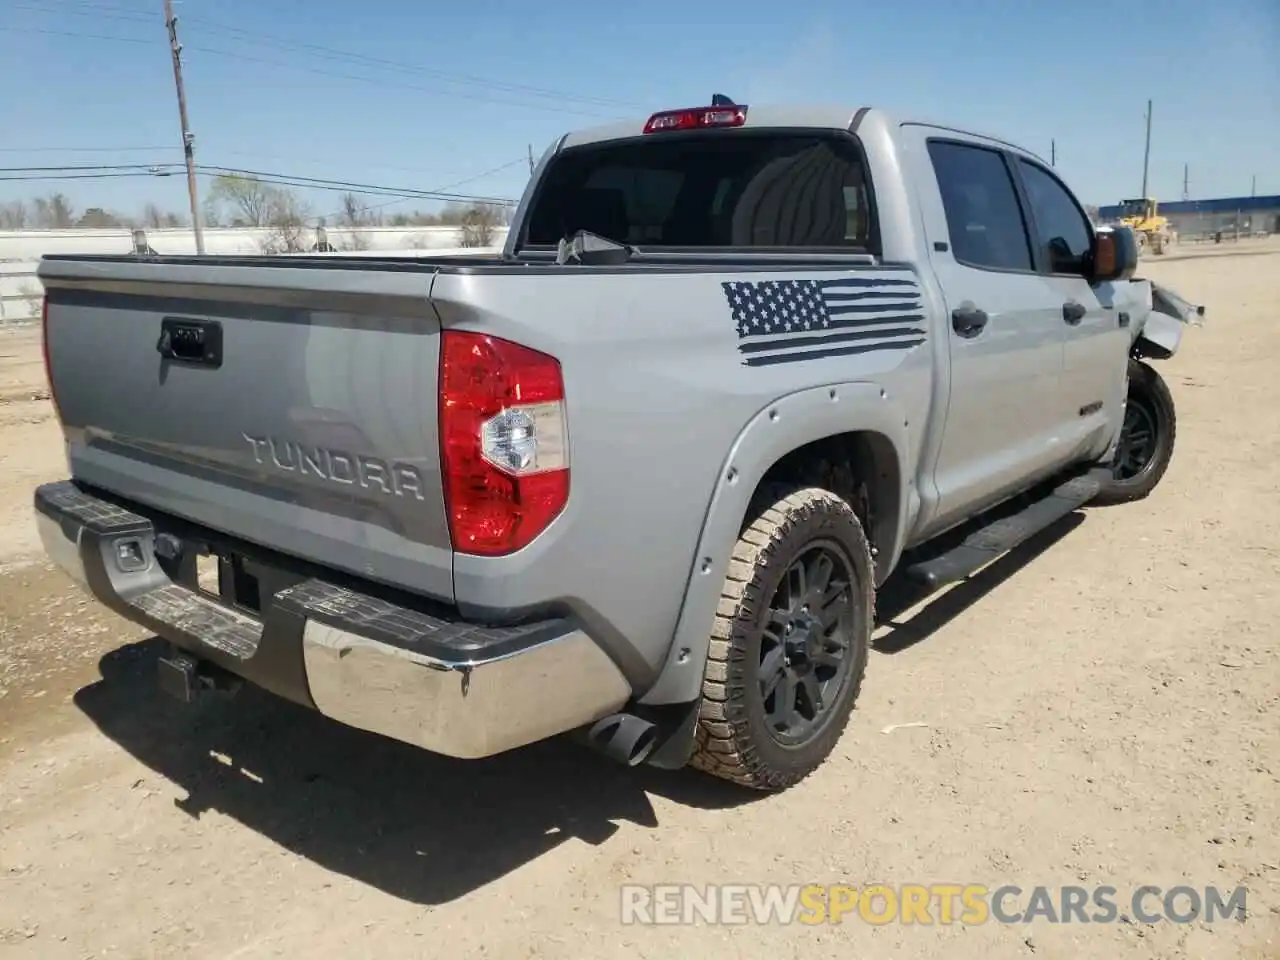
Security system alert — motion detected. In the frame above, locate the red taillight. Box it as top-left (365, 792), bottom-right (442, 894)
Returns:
top-left (40, 295), bottom-right (60, 416)
top-left (643, 105), bottom-right (748, 134)
top-left (439, 331), bottom-right (569, 557)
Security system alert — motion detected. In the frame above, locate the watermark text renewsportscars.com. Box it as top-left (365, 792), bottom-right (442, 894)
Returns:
top-left (620, 884), bottom-right (1248, 926)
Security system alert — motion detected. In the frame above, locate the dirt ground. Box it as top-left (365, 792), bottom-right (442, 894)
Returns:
top-left (1, 245), bottom-right (1278, 959)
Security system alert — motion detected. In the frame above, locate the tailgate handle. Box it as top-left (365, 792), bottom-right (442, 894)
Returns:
top-left (157, 317), bottom-right (223, 368)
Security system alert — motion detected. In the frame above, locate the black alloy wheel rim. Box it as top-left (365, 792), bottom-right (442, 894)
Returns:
top-left (1113, 395), bottom-right (1159, 481)
top-left (757, 541), bottom-right (857, 746)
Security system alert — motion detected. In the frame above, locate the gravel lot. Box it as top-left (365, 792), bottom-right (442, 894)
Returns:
top-left (1, 243), bottom-right (1277, 959)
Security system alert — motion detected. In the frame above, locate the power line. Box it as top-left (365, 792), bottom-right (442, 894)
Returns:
top-left (197, 165), bottom-right (515, 204)
top-left (0, 167), bottom-right (519, 207)
top-left (0, 163), bottom-right (174, 172)
top-left (0, 171), bottom-right (167, 182)
top-left (0, 145), bottom-right (174, 154)
top-left (0, 166), bottom-right (512, 202)
top-left (179, 43), bottom-right (623, 119)
top-left (0, 160), bottom-right (518, 203)
top-left (204, 147), bottom-right (505, 179)
top-left (1, 20), bottom-right (629, 119)
top-left (181, 16), bottom-right (639, 110)
top-left (4, 147), bottom-right (525, 181)
top-left (20, 0), bottom-right (153, 20)
top-left (316, 157), bottom-right (529, 222)
top-left (33, 0), bottom-right (639, 109)
top-left (11, 1), bottom-right (152, 24)
top-left (0, 25), bottom-right (152, 45)
top-left (423, 158), bottom-right (529, 195)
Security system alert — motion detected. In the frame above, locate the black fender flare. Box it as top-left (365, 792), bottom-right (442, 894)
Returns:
top-left (639, 382), bottom-right (909, 706)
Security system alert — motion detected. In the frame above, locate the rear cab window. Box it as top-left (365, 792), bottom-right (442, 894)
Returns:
top-left (521, 132), bottom-right (877, 251)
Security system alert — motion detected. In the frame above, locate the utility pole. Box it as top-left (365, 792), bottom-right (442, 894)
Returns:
top-left (1051, 139), bottom-right (1056, 166)
top-left (1251, 174), bottom-right (1256, 197)
top-left (1182, 163), bottom-right (1189, 201)
top-left (527, 143), bottom-right (535, 175)
top-left (1140, 99), bottom-right (1152, 199)
top-left (164, 0), bottom-right (204, 253)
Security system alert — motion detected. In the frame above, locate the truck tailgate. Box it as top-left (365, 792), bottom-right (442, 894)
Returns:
top-left (39, 257), bottom-right (455, 602)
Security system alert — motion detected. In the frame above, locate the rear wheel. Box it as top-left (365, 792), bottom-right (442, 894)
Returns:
top-left (1094, 360), bottom-right (1177, 505)
top-left (690, 485), bottom-right (872, 791)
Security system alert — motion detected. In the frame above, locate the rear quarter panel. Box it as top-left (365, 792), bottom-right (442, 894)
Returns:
top-left (433, 259), bottom-right (938, 699)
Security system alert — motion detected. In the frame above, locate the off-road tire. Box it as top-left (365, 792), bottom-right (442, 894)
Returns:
top-left (689, 485), bottom-right (873, 791)
top-left (1093, 359), bottom-right (1177, 505)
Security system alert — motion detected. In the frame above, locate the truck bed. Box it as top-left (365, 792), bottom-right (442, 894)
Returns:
top-left (41, 249), bottom-right (882, 273)
top-left (39, 246), bottom-right (931, 690)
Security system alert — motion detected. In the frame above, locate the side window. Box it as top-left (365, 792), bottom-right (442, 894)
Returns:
top-left (927, 140), bottom-right (1033, 272)
top-left (1017, 159), bottom-right (1094, 275)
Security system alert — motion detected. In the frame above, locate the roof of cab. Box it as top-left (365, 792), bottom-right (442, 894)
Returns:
top-left (557, 104), bottom-right (864, 149)
top-left (554, 103), bottom-right (1049, 167)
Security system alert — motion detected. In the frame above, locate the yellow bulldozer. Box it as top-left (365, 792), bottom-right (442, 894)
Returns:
top-left (1117, 197), bottom-right (1175, 255)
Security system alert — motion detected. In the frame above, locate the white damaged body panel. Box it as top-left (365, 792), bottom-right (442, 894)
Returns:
top-left (1127, 279), bottom-right (1207, 360)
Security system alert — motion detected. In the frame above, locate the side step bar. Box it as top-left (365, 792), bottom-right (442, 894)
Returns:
top-left (904, 468), bottom-right (1110, 589)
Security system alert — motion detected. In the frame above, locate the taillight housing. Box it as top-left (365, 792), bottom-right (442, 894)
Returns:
top-left (439, 331), bottom-right (569, 557)
top-left (40, 294), bottom-right (60, 417)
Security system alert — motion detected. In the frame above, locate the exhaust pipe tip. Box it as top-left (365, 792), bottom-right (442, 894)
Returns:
top-left (585, 712), bottom-right (658, 767)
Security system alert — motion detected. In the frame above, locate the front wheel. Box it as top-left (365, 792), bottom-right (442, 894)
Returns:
top-left (689, 485), bottom-right (873, 791)
top-left (1093, 359), bottom-right (1177, 505)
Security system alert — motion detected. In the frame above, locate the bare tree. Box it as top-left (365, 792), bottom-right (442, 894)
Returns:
top-left (49, 193), bottom-right (75, 228)
top-left (30, 193), bottom-right (76, 228)
top-left (140, 204), bottom-right (187, 228)
top-left (258, 187), bottom-right (312, 254)
top-left (336, 191), bottom-right (373, 250)
top-left (0, 200), bottom-right (28, 229)
top-left (339, 192), bottom-right (365, 227)
top-left (438, 201), bottom-right (467, 225)
top-left (206, 174), bottom-right (275, 227)
top-left (459, 203), bottom-right (505, 247)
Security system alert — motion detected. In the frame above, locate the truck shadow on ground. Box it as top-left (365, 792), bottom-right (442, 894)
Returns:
top-left (873, 512), bottom-right (1085, 654)
top-left (72, 641), bottom-right (749, 906)
top-left (71, 511), bottom-right (1086, 906)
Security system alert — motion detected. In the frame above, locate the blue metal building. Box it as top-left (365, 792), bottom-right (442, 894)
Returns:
top-left (1097, 195), bottom-right (1280, 238)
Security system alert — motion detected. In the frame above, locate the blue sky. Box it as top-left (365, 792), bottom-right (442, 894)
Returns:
top-left (2, 0), bottom-right (1277, 222)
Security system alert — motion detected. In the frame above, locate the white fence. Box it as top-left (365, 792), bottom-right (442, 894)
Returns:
top-left (0, 226), bottom-right (510, 323)
top-left (0, 225), bottom-right (510, 260)
top-left (0, 262), bottom-right (41, 323)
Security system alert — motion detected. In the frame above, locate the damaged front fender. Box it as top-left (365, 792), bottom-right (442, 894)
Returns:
top-left (1128, 279), bottom-right (1207, 361)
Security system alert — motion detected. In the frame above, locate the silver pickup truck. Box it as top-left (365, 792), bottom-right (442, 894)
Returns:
top-left (34, 100), bottom-right (1203, 791)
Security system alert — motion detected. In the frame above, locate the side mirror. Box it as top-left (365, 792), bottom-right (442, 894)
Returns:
top-left (1090, 225), bottom-right (1139, 283)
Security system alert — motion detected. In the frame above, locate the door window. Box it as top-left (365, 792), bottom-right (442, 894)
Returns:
top-left (927, 140), bottom-right (1033, 273)
top-left (1017, 159), bottom-right (1094, 275)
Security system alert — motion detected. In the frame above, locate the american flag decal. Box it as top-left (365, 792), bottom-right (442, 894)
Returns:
top-left (721, 273), bottom-right (926, 367)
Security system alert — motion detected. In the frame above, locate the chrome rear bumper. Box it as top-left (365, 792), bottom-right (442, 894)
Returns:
top-left (302, 620), bottom-right (629, 759)
top-left (34, 480), bottom-right (631, 759)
